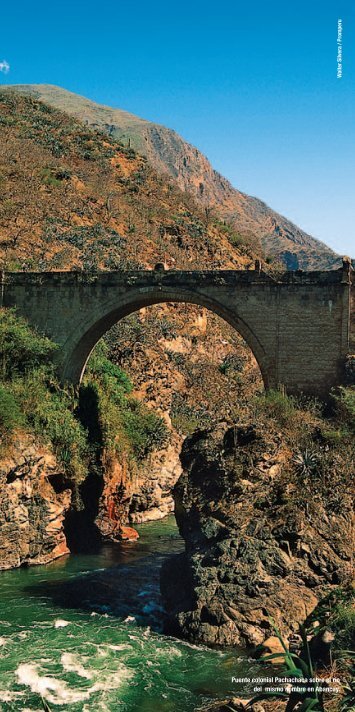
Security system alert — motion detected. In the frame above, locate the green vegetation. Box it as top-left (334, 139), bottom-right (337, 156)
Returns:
top-left (84, 342), bottom-right (169, 460)
top-left (0, 384), bottom-right (25, 437)
top-left (332, 386), bottom-right (355, 434)
top-left (0, 308), bottom-right (88, 480)
top-left (0, 308), bottom-right (55, 379)
top-left (0, 89), bottom-right (265, 276)
top-left (252, 388), bottom-right (299, 428)
top-left (252, 386), bottom-right (355, 439)
top-left (219, 353), bottom-right (245, 376)
top-left (10, 369), bottom-right (89, 481)
top-left (171, 393), bottom-right (213, 435)
top-left (307, 586), bottom-right (355, 653)
top-left (213, 219), bottom-right (245, 248)
top-left (39, 166), bottom-right (72, 187)
top-left (0, 309), bottom-right (169, 481)
top-left (249, 388), bottom-right (354, 518)
top-left (249, 621), bottom-right (325, 712)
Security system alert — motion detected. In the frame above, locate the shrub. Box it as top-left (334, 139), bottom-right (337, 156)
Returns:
top-left (253, 389), bottom-right (296, 428)
top-left (0, 384), bottom-right (24, 438)
top-left (212, 220), bottom-right (245, 248)
top-left (124, 401), bottom-right (169, 459)
top-left (39, 167), bottom-right (62, 187)
top-left (219, 354), bottom-right (245, 375)
top-left (87, 342), bottom-right (132, 394)
top-left (11, 369), bottom-right (89, 481)
top-left (171, 395), bottom-right (213, 435)
top-left (331, 602), bottom-right (355, 651)
top-left (0, 310), bottom-right (88, 479)
top-left (0, 308), bottom-right (56, 379)
top-left (84, 342), bottom-right (169, 461)
top-left (332, 386), bottom-right (355, 433)
top-left (306, 586), bottom-right (355, 653)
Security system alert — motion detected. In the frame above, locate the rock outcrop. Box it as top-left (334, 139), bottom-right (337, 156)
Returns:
top-left (93, 447), bottom-right (180, 537)
top-left (0, 436), bottom-right (71, 569)
top-left (129, 443), bottom-right (182, 524)
top-left (161, 425), bottom-right (352, 648)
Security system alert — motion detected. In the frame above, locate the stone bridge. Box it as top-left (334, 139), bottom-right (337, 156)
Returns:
top-left (1, 262), bottom-right (352, 397)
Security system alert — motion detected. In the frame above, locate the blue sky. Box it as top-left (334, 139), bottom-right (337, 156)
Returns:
top-left (1, 0), bottom-right (354, 256)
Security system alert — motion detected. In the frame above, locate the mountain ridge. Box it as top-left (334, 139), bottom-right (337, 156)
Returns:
top-left (6, 83), bottom-right (342, 270)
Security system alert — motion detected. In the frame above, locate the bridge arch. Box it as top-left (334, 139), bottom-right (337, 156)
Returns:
top-left (4, 267), bottom-right (350, 397)
top-left (60, 287), bottom-right (272, 388)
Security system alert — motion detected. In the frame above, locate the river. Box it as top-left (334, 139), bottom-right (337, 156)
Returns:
top-left (0, 516), bottom-right (257, 711)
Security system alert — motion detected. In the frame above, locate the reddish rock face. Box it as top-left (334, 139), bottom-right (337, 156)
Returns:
top-left (94, 454), bottom-right (132, 541)
top-left (0, 436), bottom-right (71, 569)
top-left (119, 526), bottom-right (139, 541)
top-left (94, 439), bottom-right (182, 540)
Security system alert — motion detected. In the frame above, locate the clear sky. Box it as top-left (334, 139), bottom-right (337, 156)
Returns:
top-left (1, 0), bottom-right (354, 255)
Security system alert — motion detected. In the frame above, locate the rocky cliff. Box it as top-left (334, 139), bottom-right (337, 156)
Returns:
top-left (0, 435), bottom-right (71, 569)
top-left (7, 84), bottom-right (341, 270)
top-left (161, 423), bottom-right (353, 647)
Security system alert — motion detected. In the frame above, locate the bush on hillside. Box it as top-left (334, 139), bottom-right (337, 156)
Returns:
top-left (0, 309), bottom-right (169, 478)
top-left (252, 389), bottom-right (297, 428)
top-left (123, 400), bottom-right (169, 459)
top-left (332, 386), bottom-right (355, 433)
top-left (84, 342), bottom-right (169, 461)
top-left (0, 384), bottom-right (25, 440)
top-left (0, 308), bottom-right (56, 379)
top-left (10, 368), bottom-right (89, 482)
top-left (87, 342), bottom-right (132, 394)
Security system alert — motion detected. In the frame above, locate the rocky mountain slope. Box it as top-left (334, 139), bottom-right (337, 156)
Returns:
top-left (7, 84), bottom-right (341, 270)
top-left (0, 89), bottom-right (254, 272)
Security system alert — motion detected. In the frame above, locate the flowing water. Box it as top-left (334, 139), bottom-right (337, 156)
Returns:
top-left (0, 516), bottom-right (257, 711)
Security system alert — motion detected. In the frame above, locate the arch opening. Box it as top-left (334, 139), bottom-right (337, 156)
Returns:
top-left (65, 299), bottom-right (264, 550)
top-left (61, 289), bottom-right (270, 389)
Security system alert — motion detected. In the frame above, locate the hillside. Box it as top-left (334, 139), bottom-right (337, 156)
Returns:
top-left (0, 89), bottom-right (255, 272)
top-left (7, 83), bottom-right (341, 270)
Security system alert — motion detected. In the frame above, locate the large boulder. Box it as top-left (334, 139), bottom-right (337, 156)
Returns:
top-left (161, 424), bottom-right (352, 647)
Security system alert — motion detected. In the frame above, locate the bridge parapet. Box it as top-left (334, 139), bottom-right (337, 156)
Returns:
top-left (0, 268), bottom-right (347, 287)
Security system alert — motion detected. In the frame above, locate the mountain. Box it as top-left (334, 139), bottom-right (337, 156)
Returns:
top-left (0, 89), bottom-right (254, 272)
top-left (7, 83), bottom-right (341, 270)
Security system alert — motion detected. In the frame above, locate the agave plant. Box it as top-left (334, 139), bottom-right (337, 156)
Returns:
top-left (293, 449), bottom-right (319, 477)
top-left (247, 621), bottom-right (325, 712)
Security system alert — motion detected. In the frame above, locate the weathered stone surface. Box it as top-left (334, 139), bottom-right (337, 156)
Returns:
top-left (0, 436), bottom-right (71, 569)
top-left (94, 453), bottom-right (132, 540)
top-left (129, 443), bottom-right (182, 524)
top-left (161, 425), bottom-right (352, 648)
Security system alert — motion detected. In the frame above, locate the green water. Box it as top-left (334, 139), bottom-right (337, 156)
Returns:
top-left (0, 516), bottom-right (257, 711)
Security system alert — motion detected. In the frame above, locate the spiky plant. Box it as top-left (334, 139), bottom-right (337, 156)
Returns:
top-left (247, 620), bottom-right (325, 712)
top-left (293, 448), bottom-right (319, 477)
